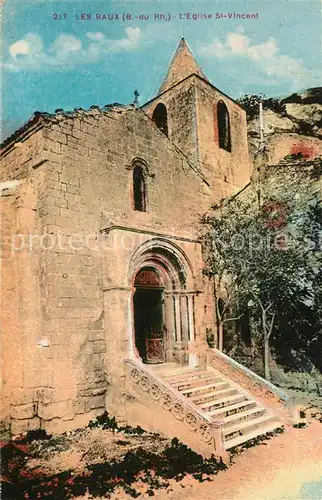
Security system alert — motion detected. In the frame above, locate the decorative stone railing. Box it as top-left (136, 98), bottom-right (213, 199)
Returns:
top-left (208, 348), bottom-right (288, 404)
top-left (124, 359), bottom-right (226, 456)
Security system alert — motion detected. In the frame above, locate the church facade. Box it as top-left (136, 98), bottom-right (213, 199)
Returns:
top-left (1, 39), bottom-right (252, 436)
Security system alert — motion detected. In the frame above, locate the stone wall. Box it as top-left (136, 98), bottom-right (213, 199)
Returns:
top-left (143, 75), bottom-right (251, 204)
top-left (143, 77), bottom-right (200, 170)
top-left (0, 126), bottom-right (44, 182)
top-left (195, 77), bottom-right (251, 198)
top-left (257, 155), bottom-right (322, 202)
top-left (0, 180), bottom-right (44, 434)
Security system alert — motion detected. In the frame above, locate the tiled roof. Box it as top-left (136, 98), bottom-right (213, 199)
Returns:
top-left (158, 37), bottom-right (208, 94)
top-left (0, 103), bottom-right (130, 150)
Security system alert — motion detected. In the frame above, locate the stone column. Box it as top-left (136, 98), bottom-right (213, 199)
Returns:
top-left (193, 292), bottom-right (205, 342)
top-left (174, 294), bottom-right (182, 343)
top-left (174, 294), bottom-right (188, 364)
top-left (180, 295), bottom-right (189, 344)
top-left (187, 294), bottom-right (195, 342)
top-left (187, 294), bottom-right (198, 368)
top-left (173, 294), bottom-right (184, 363)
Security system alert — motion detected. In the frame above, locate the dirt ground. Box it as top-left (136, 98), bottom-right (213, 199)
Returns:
top-left (2, 414), bottom-right (322, 500)
top-left (125, 420), bottom-right (322, 500)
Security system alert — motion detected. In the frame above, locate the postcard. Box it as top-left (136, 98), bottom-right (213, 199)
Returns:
top-left (1, 0), bottom-right (321, 498)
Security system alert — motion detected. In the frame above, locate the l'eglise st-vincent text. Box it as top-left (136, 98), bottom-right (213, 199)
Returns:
top-left (179, 13), bottom-right (259, 20)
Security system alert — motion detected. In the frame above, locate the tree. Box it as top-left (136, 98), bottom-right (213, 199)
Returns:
top-left (202, 195), bottom-right (253, 353)
top-left (236, 94), bottom-right (285, 121)
top-left (201, 177), bottom-right (322, 380)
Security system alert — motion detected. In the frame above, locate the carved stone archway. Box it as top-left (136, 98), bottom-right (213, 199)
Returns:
top-left (128, 239), bottom-right (197, 365)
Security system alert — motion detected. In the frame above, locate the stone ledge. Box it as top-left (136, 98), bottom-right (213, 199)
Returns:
top-left (208, 348), bottom-right (288, 401)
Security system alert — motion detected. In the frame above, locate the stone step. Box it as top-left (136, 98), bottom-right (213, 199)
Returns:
top-left (222, 407), bottom-right (266, 426)
top-left (169, 374), bottom-right (218, 387)
top-left (150, 362), bottom-right (179, 369)
top-left (190, 387), bottom-right (237, 404)
top-left (224, 414), bottom-right (276, 440)
top-left (181, 381), bottom-right (228, 396)
top-left (152, 364), bottom-right (282, 452)
top-left (175, 378), bottom-right (220, 391)
top-left (199, 394), bottom-right (246, 411)
top-left (153, 365), bottom-right (194, 376)
top-left (224, 421), bottom-right (283, 450)
top-left (206, 399), bottom-right (256, 418)
top-left (164, 371), bottom-right (211, 383)
top-left (160, 371), bottom-right (200, 379)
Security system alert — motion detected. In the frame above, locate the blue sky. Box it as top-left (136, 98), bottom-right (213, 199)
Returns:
top-left (1, 0), bottom-right (321, 140)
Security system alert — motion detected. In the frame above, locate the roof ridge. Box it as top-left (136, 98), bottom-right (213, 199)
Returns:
top-left (0, 103), bottom-right (131, 150)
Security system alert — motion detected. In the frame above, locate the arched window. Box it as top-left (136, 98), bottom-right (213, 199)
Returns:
top-left (152, 103), bottom-right (168, 136)
top-left (133, 165), bottom-right (146, 212)
top-left (217, 101), bottom-right (231, 152)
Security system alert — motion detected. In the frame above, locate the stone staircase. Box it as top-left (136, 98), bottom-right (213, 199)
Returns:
top-left (151, 363), bottom-right (283, 450)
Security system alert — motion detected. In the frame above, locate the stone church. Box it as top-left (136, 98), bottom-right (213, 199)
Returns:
top-left (1, 39), bottom-right (294, 456)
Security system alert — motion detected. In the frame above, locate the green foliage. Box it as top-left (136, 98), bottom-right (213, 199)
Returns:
top-left (87, 411), bottom-right (145, 435)
top-left (237, 94), bottom-right (285, 120)
top-left (281, 87), bottom-right (322, 106)
top-left (202, 176), bottom-right (322, 374)
top-left (87, 411), bottom-right (118, 431)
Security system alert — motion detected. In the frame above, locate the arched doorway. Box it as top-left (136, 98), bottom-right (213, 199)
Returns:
top-left (133, 267), bottom-right (165, 363)
top-left (129, 239), bottom-right (197, 366)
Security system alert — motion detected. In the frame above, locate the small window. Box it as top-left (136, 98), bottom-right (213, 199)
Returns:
top-left (152, 103), bottom-right (168, 136)
top-left (133, 165), bottom-right (146, 211)
top-left (217, 101), bottom-right (231, 152)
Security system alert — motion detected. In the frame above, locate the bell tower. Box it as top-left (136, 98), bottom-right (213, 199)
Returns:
top-left (142, 38), bottom-right (251, 201)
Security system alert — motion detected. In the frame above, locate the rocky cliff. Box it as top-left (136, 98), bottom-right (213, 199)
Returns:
top-left (241, 88), bottom-right (322, 164)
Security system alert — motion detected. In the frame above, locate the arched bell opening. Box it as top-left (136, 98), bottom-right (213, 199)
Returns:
top-left (152, 102), bottom-right (168, 136)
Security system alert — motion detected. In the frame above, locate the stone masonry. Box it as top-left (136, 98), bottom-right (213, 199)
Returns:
top-left (0, 38), bottom-right (253, 435)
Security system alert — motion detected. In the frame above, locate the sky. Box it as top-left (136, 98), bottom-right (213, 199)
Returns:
top-left (1, 0), bottom-right (321, 141)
